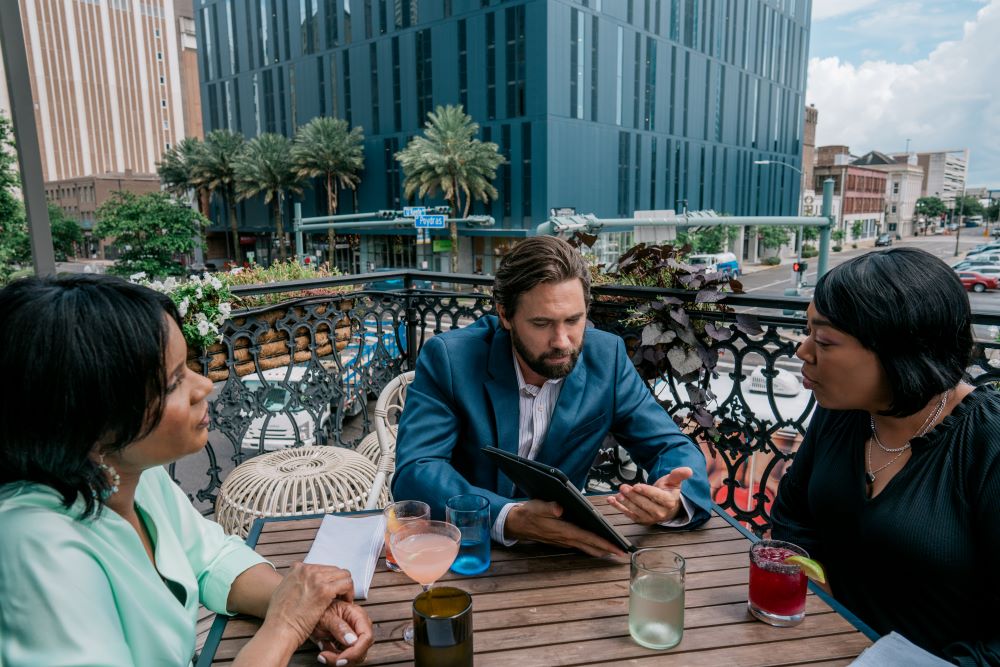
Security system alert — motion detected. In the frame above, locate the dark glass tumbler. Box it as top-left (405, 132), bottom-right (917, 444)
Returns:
top-left (412, 586), bottom-right (473, 667)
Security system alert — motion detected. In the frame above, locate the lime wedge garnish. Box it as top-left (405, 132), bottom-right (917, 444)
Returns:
top-left (784, 555), bottom-right (826, 584)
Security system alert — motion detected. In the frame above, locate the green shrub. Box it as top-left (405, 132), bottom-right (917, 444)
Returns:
top-left (762, 256), bottom-right (781, 266)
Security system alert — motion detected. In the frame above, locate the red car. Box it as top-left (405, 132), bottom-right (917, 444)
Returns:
top-left (957, 271), bottom-right (999, 293)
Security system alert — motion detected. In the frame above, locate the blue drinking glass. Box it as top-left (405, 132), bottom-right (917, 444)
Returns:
top-left (445, 494), bottom-right (491, 575)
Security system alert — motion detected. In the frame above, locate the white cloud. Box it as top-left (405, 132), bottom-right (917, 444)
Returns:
top-left (807, 0), bottom-right (1000, 184)
top-left (811, 0), bottom-right (880, 21)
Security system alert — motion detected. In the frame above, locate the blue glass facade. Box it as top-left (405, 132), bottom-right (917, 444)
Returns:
top-left (195, 0), bottom-right (811, 270)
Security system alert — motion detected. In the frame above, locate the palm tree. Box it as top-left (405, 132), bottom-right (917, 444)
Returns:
top-left (157, 137), bottom-right (210, 218)
top-left (396, 105), bottom-right (505, 272)
top-left (234, 133), bottom-right (303, 262)
top-left (291, 117), bottom-right (365, 268)
top-left (200, 129), bottom-right (246, 263)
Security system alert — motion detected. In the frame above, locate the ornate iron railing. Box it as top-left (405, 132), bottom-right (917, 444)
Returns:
top-left (173, 270), bottom-right (1000, 535)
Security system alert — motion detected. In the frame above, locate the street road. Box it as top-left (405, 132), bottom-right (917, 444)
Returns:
top-left (736, 234), bottom-right (1000, 312)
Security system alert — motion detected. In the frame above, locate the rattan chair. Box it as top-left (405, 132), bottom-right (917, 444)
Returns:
top-left (215, 446), bottom-right (391, 538)
top-left (361, 370), bottom-right (415, 509)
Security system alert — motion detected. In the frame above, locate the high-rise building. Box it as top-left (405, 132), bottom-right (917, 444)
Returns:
top-left (889, 149), bottom-right (969, 206)
top-left (0, 0), bottom-right (203, 256)
top-left (196, 0), bottom-right (812, 272)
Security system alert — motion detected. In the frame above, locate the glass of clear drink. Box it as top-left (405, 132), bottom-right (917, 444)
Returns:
top-left (628, 547), bottom-right (686, 650)
top-left (445, 494), bottom-right (491, 575)
top-left (383, 500), bottom-right (430, 572)
top-left (748, 540), bottom-right (808, 627)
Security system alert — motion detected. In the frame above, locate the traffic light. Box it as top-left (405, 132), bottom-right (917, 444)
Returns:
top-left (792, 261), bottom-right (808, 274)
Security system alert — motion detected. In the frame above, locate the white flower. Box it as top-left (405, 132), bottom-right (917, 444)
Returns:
top-left (209, 276), bottom-right (223, 290)
top-left (229, 267), bottom-right (243, 275)
top-left (218, 302), bottom-right (231, 318)
top-left (194, 312), bottom-right (208, 323)
top-left (178, 297), bottom-right (190, 317)
top-left (163, 277), bottom-right (178, 290)
top-left (129, 272), bottom-right (147, 282)
top-left (197, 319), bottom-right (212, 336)
top-left (195, 286), bottom-right (203, 299)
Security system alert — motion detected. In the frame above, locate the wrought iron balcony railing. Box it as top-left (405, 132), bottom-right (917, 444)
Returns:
top-left (173, 270), bottom-right (1000, 534)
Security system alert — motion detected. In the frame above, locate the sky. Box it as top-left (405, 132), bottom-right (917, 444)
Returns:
top-left (806, 0), bottom-right (1000, 187)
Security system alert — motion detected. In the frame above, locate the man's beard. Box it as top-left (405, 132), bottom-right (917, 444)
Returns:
top-left (510, 326), bottom-right (581, 379)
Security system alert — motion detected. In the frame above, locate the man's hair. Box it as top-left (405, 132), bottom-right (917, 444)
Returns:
top-left (493, 236), bottom-right (591, 318)
top-left (813, 247), bottom-right (973, 417)
top-left (0, 274), bottom-right (182, 517)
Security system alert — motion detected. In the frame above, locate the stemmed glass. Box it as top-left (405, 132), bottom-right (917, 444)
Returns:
top-left (389, 519), bottom-right (461, 644)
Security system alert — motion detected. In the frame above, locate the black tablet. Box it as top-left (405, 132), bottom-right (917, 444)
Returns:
top-left (482, 446), bottom-right (635, 553)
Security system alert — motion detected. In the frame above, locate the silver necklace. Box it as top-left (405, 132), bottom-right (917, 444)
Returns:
top-left (866, 390), bottom-right (950, 484)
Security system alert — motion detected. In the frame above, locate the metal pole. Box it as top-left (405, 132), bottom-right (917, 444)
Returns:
top-left (1, 3), bottom-right (55, 276)
top-left (817, 178), bottom-right (834, 278)
top-left (294, 202), bottom-right (305, 264)
top-left (954, 189), bottom-right (965, 257)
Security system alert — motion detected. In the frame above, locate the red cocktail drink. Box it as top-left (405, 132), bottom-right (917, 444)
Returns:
top-left (748, 540), bottom-right (807, 626)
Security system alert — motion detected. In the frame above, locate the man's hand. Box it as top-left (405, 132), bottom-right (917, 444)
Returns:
top-left (504, 499), bottom-right (626, 558)
top-left (312, 600), bottom-right (374, 666)
top-left (608, 467), bottom-right (693, 525)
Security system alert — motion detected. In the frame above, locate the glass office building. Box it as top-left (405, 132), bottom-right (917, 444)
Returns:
top-left (196, 0), bottom-right (811, 272)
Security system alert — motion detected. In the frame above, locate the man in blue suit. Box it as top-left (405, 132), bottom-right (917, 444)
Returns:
top-left (393, 236), bottom-right (711, 556)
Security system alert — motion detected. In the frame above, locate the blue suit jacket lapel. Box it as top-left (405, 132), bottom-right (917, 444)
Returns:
top-left (536, 357), bottom-right (588, 469)
top-left (485, 327), bottom-right (520, 496)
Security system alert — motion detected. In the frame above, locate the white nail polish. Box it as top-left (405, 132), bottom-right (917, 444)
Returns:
top-left (336, 660), bottom-right (348, 667)
top-left (316, 656), bottom-right (327, 665)
top-left (344, 632), bottom-right (358, 645)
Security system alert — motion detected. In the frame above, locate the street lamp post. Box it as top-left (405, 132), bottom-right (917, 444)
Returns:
top-left (754, 159), bottom-right (805, 286)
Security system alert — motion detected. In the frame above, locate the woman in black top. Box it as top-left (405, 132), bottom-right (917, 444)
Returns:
top-left (771, 247), bottom-right (999, 665)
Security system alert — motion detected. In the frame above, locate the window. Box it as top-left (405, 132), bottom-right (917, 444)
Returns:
top-left (522, 123), bottom-right (532, 217)
top-left (379, 0), bottom-right (387, 34)
top-left (343, 0), bottom-right (351, 43)
top-left (227, 0), bottom-right (238, 73)
top-left (590, 15), bottom-right (598, 120)
top-left (301, 0), bottom-right (318, 54)
top-left (570, 9), bottom-right (583, 118)
top-left (501, 125), bottom-right (511, 217)
top-left (324, 0), bottom-right (338, 47)
top-left (618, 131), bottom-right (630, 215)
top-left (415, 29), bottom-right (432, 124)
top-left (643, 37), bottom-right (656, 130)
top-left (161, 99), bottom-right (167, 108)
top-left (317, 55), bottom-right (327, 115)
top-left (505, 5), bottom-right (526, 117)
top-left (394, 0), bottom-right (416, 29)
top-left (384, 138), bottom-right (401, 208)
top-left (342, 51), bottom-right (352, 124)
top-left (633, 36), bottom-right (640, 128)
top-left (159, 75), bottom-right (165, 85)
top-left (650, 137), bottom-right (657, 209)
top-left (615, 26), bottom-right (623, 125)
top-left (157, 50), bottom-right (164, 62)
top-left (486, 12), bottom-right (496, 120)
top-left (364, 0), bottom-right (373, 39)
top-left (892, 181), bottom-right (900, 195)
top-left (458, 20), bottom-right (468, 109)
top-left (370, 43), bottom-right (380, 134)
top-left (392, 37), bottom-right (401, 130)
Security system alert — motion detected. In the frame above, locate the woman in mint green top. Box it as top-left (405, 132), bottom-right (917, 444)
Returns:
top-left (0, 275), bottom-right (373, 666)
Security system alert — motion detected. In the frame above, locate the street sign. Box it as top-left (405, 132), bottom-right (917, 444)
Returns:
top-left (403, 206), bottom-right (426, 218)
top-left (415, 214), bottom-right (447, 229)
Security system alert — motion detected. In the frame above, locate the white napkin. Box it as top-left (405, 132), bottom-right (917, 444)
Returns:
top-left (850, 632), bottom-right (953, 666)
top-left (303, 513), bottom-right (386, 600)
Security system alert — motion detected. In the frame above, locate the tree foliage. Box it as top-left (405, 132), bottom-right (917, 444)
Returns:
top-left (953, 195), bottom-right (984, 218)
top-left (291, 117), bottom-right (365, 266)
top-left (200, 130), bottom-right (246, 262)
top-left (915, 196), bottom-right (947, 221)
top-left (396, 105), bottom-right (505, 271)
top-left (235, 133), bottom-right (302, 262)
top-left (759, 225), bottom-right (792, 250)
top-left (47, 203), bottom-right (82, 261)
top-left (675, 225), bottom-right (740, 254)
top-left (95, 191), bottom-right (208, 277)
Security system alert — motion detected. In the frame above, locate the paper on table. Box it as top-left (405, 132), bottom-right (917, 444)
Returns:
top-left (304, 513), bottom-right (386, 600)
top-left (849, 632), bottom-right (953, 667)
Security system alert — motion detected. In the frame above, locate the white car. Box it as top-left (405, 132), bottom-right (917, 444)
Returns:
top-left (966, 252), bottom-right (1000, 264)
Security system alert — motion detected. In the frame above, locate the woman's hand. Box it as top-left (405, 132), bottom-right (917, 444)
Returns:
top-left (312, 600), bottom-right (375, 666)
top-left (263, 563), bottom-right (355, 646)
top-left (232, 563), bottom-right (356, 666)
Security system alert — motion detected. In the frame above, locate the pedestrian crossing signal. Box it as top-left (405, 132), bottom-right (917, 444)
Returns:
top-left (792, 261), bottom-right (807, 274)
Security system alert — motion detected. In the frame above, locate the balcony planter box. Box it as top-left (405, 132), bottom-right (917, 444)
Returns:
top-left (187, 298), bottom-right (355, 382)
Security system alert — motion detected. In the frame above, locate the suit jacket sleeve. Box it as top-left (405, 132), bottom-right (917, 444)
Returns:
top-left (608, 336), bottom-right (712, 528)
top-left (391, 335), bottom-right (514, 523)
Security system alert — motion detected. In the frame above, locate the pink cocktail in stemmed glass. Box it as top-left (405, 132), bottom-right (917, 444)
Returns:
top-left (748, 540), bottom-right (808, 627)
top-left (389, 519), bottom-right (461, 644)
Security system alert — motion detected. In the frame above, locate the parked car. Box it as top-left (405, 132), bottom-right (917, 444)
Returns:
top-left (953, 260), bottom-right (1000, 271)
top-left (957, 271), bottom-right (999, 293)
top-left (959, 265), bottom-right (1000, 279)
top-left (364, 267), bottom-right (434, 291)
top-left (686, 252), bottom-right (741, 278)
top-left (968, 243), bottom-right (1000, 255)
top-left (874, 234), bottom-right (892, 247)
top-left (966, 252), bottom-right (1000, 265)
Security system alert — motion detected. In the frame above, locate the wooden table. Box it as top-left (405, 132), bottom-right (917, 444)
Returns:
top-left (198, 498), bottom-right (876, 666)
